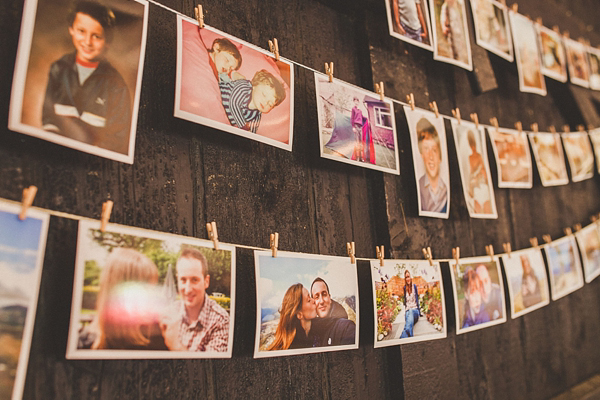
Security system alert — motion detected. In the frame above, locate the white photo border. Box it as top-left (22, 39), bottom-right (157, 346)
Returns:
top-left (487, 126), bottom-right (533, 188)
top-left (509, 11), bottom-right (547, 96)
top-left (429, 0), bottom-right (474, 71)
top-left (470, 0), bottom-right (514, 62)
top-left (527, 132), bottom-right (569, 187)
top-left (543, 235), bottom-right (585, 301)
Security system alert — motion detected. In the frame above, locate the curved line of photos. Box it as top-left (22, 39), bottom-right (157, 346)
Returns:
top-left (2, 197), bottom-right (600, 382)
top-left (7, 0), bottom-right (600, 171)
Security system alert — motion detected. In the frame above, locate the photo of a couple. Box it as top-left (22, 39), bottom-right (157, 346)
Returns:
top-left (67, 221), bottom-right (235, 359)
top-left (175, 16), bottom-right (294, 151)
top-left (254, 252), bottom-right (358, 357)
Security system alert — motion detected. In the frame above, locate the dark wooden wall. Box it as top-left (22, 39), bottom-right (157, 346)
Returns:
top-left (1, 0), bottom-right (600, 398)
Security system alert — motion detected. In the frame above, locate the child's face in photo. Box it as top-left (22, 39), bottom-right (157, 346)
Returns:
top-left (213, 46), bottom-right (238, 74)
top-left (251, 83), bottom-right (277, 113)
top-left (69, 12), bottom-right (107, 63)
top-left (420, 137), bottom-right (441, 179)
top-left (467, 284), bottom-right (482, 313)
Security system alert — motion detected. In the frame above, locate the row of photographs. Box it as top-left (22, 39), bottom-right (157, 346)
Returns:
top-left (3, 198), bottom-right (599, 397)
top-left (7, 0), bottom-right (600, 168)
top-left (386, 0), bottom-right (600, 95)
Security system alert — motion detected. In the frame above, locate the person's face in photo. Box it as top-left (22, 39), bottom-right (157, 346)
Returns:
top-left (213, 45), bottom-right (238, 75)
top-left (69, 12), bottom-right (108, 63)
top-left (311, 281), bottom-right (332, 318)
top-left (353, 98), bottom-right (359, 107)
top-left (476, 265), bottom-right (492, 303)
top-left (176, 257), bottom-right (210, 311)
top-left (405, 270), bottom-right (412, 286)
top-left (297, 288), bottom-right (317, 320)
top-left (251, 83), bottom-right (277, 113)
top-left (420, 135), bottom-right (441, 180)
top-left (465, 281), bottom-right (482, 314)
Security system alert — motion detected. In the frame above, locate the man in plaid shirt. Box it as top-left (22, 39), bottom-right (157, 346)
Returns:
top-left (161, 247), bottom-right (230, 352)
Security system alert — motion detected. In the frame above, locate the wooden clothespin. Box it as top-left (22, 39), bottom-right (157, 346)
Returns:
top-left (325, 62), bottom-right (334, 83)
top-left (268, 38), bottom-right (280, 61)
top-left (407, 93), bottom-right (415, 110)
top-left (470, 113), bottom-right (479, 129)
top-left (485, 244), bottom-right (495, 262)
top-left (206, 221), bottom-right (219, 250)
top-left (375, 82), bottom-right (385, 101)
top-left (563, 31), bottom-right (570, 39)
top-left (490, 117), bottom-right (499, 132)
top-left (563, 124), bottom-right (570, 133)
top-left (429, 101), bottom-right (439, 118)
top-left (511, 3), bottom-right (518, 13)
top-left (422, 246), bottom-right (433, 266)
top-left (552, 26), bottom-right (560, 34)
top-left (542, 234), bottom-right (552, 244)
top-left (577, 125), bottom-right (585, 132)
top-left (194, 5), bottom-right (205, 29)
top-left (515, 121), bottom-right (523, 132)
top-left (574, 223), bottom-right (582, 232)
top-left (564, 227), bottom-right (573, 236)
top-left (535, 17), bottom-right (543, 26)
top-left (270, 232), bottom-right (279, 257)
top-left (18, 185), bottom-right (38, 221)
top-left (549, 125), bottom-right (556, 133)
top-left (452, 108), bottom-right (461, 124)
top-left (588, 124), bottom-right (595, 131)
top-left (347, 242), bottom-right (356, 264)
top-left (503, 242), bottom-right (512, 257)
top-left (452, 247), bottom-right (460, 265)
top-left (530, 237), bottom-right (539, 248)
top-left (376, 245), bottom-right (385, 267)
top-left (100, 200), bottom-right (113, 232)
top-left (531, 123), bottom-right (538, 133)
top-left (591, 215), bottom-right (598, 223)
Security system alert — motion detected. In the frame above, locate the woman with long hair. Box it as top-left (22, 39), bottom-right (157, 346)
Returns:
top-left (399, 270), bottom-right (421, 338)
top-left (268, 283), bottom-right (317, 350)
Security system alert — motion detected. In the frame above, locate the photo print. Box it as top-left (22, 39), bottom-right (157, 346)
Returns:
top-left (371, 259), bottom-right (446, 347)
top-left (175, 16), bottom-right (294, 151)
top-left (562, 132), bottom-right (594, 182)
top-left (588, 128), bottom-right (600, 173)
top-left (405, 106), bottom-right (450, 218)
top-left (429, 0), bottom-right (473, 70)
top-left (67, 220), bottom-right (236, 359)
top-left (314, 73), bottom-right (400, 174)
top-left (0, 200), bottom-right (50, 400)
top-left (509, 12), bottom-right (546, 95)
top-left (470, 0), bottom-right (513, 61)
top-left (488, 127), bottom-right (533, 188)
top-left (574, 223), bottom-right (600, 283)
top-left (536, 25), bottom-right (568, 83)
top-left (528, 132), bottom-right (569, 186)
top-left (450, 256), bottom-right (507, 334)
top-left (254, 251), bottom-right (359, 358)
top-left (384, 0), bottom-right (434, 50)
top-left (544, 235), bottom-right (584, 300)
top-left (501, 248), bottom-right (550, 319)
top-left (587, 47), bottom-right (600, 91)
top-left (564, 37), bottom-right (590, 88)
top-left (451, 119), bottom-right (498, 219)
top-left (9, 0), bottom-right (148, 164)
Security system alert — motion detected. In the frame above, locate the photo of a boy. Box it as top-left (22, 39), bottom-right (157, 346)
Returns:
top-left (391, 0), bottom-right (430, 45)
top-left (207, 38), bottom-right (243, 82)
top-left (42, 1), bottom-right (131, 153)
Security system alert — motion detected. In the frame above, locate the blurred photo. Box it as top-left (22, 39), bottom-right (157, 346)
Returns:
top-left (489, 128), bottom-right (533, 188)
top-left (564, 37), bottom-right (590, 88)
top-left (509, 12), bottom-right (546, 95)
top-left (430, 0), bottom-right (473, 70)
top-left (528, 132), bottom-right (569, 186)
top-left (544, 236), bottom-right (584, 300)
top-left (470, 0), bottom-right (513, 61)
top-left (587, 47), bottom-right (600, 90)
top-left (536, 25), bottom-right (567, 82)
top-left (588, 128), bottom-right (600, 173)
top-left (562, 132), bottom-right (594, 182)
top-left (574, 223), bottom-right (600, 283)
top-left (385, 0), bottom-right (434, 50)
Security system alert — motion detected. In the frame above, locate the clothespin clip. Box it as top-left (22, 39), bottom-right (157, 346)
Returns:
top-left (18, 185), bottom-right (38, 221)
top-left (549, 125), bottom-right (556, 133)
top-left (563, 125), bottom-right (570, 133)
top-left (194, 5), bottom-right (205, 29)
top-left (270, 232), bottom-right (279, 257)
top-left (100, 200), bottom-right (113, 232)
top-left (531, 123), bottom-right (538, 133)
top-left (422, 246), bottom-right (433, 266)
top-left (375, 82), bottom-right (385, 101)
top-left (588, 124), bottom-right (595, 131)
top-left (268, 38), bottom-right (280, 61)
top-left (490, 117), bottom-right (499, 132)
top-left (530, 237), bottom-right (539, 248)
top-left (452, 108), bottom-right (461, 124)
top-left (485, 244), bottom-right (495, 262)
top-left (470, 113), bottom-right (479, 129)
top-left (535, 17), bottom-right (543, 26)
top-left (376, 245), bottom-right (385, 267)
top-left (515, 121), bottom-right (523, 132)
top-left (407, 93), bottom-right (415, 111)
top-left (503, 242), bottom-right (512, 258)
top-left (452, 247), bottom-right (460, 265)
top-left (563, 31), bottom-right (570, 39)
top-left (564, 227), bottom-right (573, 236)
top-left (347, 242), bottom-right (356, 264)
top-left (511, 3), bottom-right (518, 13)
top-left (325, 62), bottom-right (334, 83)
top-left (574, 223), bottom-right (582, 232)
top-left (206, 221), bottom-right (219, 250)
top-left (577, 125), bottom-right (585, 132)
top-left (429, 101), bottom-right (439, 118)
top-left (552, 26), bottom-right (560, 34)
top-left (542, 234), bottom-right (552, 244)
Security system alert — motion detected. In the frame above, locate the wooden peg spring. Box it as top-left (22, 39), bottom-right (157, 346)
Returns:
top-left (19, 186), bottom-right (38, 221)
top-left (422, 246), bottom-right (433, 266)
top-left (268, 38), bottom-right (280, 61)
top-left (470, 113), bottom-right (479, 129)
top-left (535, 17), bottom-right (542, 25)
top-left (549, 125), bottom-right (556, 133)
top-left (429, 101), bottom-right (439, 118)
top-left (564, 227), bottom-right (573, 236)
top-left (270, 232), bottom-right (279, 257)
top-left (529, 237), bottom-right (539, 248)
top-left (452, 108), bottom-right (461, 124)
top-left (485, 244), bottom-right (494, 261)
top-left (375, 82), bottom-right (385, 101)
top-left (101, 200), bottom-right (113, 233)
top-left (503, 242), bottom-right (512, 257)
top-left (325, 62), bottom-right (334, 83)
top-left (194, 5), bottom-right (205, 29)
top-left (490, 117), bottom-right (499, 131)
top-left (511, 3), bottom-right (518, 13)
top-left (542, 234), bottom-right (552, 244)
top-left (577, 125), bottom-right (585, 132)
top-left (574, 223), bottom-right (582, 232)
top-left (206, 221), bottom-right (219, 250)
top-left (452, 247), bottom-right (460, 264)
top-left (515, 121), bottom-right (523, 132)
top-left (376, 245), bottom-right (384, 266)
top-left (407, 93), bottom-right (415, 110)
top-left (347, 242), bottom-right (356, 264)
top-left (530, 123), bottom-right (538, 133)
top-left (563, 125), bottom-right (570, 133)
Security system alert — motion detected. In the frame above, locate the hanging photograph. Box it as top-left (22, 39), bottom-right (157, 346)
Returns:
top-left (488, 127), bottom-right (533, 188)
top-left (509, 12), bottom-right (546, 95)
top-left (528, 132), bottom-right (569, 186)
top-left (429, 0), bottom-right (473, 70)
top-left (588, 128), bottom-right (600, 173)
top-left (371, 259), bottom-right (446, 347)
top-left (314, 73), bottom-right (400, 174)
top-left (384, 0), bottom-right (434, 51)
top-left (8, 0), bottom-right (148, 164)
top-left (564, 37), bottom-right (590, 88)
top-left (175, 16), bottom-right (294, 151)
top-left (254, 251), bottom-right (359, 358)
top-left (405, 106), bottom-right (450, 218)
top-left (562, 132), bottom-right (594, 182)
top-left (574, 223), bottom-right (600, 283)
top-left (0, 200), bottom-right (50, 400)
top-left (470, 0), bottom-right (513, 61)
top-left (67, 220), bottom-right (236, 359)
top-left (544, 235), bottom-right (584, 300)
top-left (501, 248), bottom-right (550, 319)
top-left (587, 46), bottom-right (600, 91)
top-left (536, 25), bottom-right (568, 83)
top-left (451, 119), bottom-right (498, 219)
top-left (450, 256), bottom-right (507, 334)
